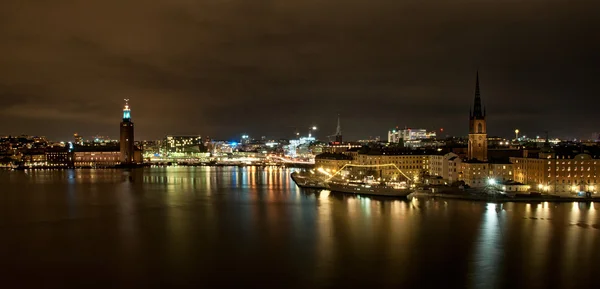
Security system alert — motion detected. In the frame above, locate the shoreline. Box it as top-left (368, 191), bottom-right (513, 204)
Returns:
top-left (408, 191), bottom-right (599, 203)
top-left (5, 163), bottom-right (313, 170)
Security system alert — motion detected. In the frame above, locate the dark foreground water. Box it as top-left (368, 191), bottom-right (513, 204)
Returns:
top-left (0, 167), bottom-right (599, 288)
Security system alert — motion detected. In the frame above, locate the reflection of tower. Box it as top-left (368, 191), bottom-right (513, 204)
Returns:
top-left (120, 99), bottom-right (135, 164)
top-left (335, 114), bottom-right (343, 143)
top-left (468, 72), bottom-right (487, 161)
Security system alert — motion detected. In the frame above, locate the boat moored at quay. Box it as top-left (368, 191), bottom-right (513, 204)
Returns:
top-left (291, 164), bottom-right (415, 198)
top-left (327, 180), bottom-right (412, 197)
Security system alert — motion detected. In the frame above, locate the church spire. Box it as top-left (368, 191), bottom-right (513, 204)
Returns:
top-left (335, 114), bottom-right (343, 143)
top-left (472, 71), bottom-right (483, 118)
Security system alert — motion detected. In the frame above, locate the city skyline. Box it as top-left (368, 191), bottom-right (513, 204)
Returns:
top-left (1, 1), bottom-right (599, 140)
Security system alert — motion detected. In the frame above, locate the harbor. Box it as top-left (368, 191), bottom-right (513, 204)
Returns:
top-left (291, 169), bottom-right (600, 203)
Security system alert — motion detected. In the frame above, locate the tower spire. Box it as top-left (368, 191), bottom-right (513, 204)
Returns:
top-left (472, 71), bottom-right (483, 118)
top-left (123, 98), bottom-right (131, 121)
top-left (335, 114), bottom-right (343, 143)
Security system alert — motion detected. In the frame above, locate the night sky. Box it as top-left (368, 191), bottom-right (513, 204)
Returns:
top-left (1, 1), bottom-right (599, 141)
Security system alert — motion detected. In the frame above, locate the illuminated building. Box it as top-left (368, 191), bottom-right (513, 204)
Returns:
top-left (164, 135), bottom-right (204, 155)
top-left (286, 137), bottom-right (315, 157)
top-left (74, 133), bottom-right (83, 145)
top-left (353, 152), bottom-right (430, 181)
top-left (315, 153), bottom-right (353, 173)
top-left (45, 147), bottom-right (72, 167)
top-left (74, 145), bottom-right (142, 168)
top-left (119, 99), bottom-right (135, 164)
top-left (510, 145), bottom-right (600, 194)
top-left (75, 147), bottom-right (121, 167)
top-left (22, 149), bottom-right (46, 167)
top-left (388, 128), bottom-right (436, 144)
top-left (429, 152), bottom-right (462, 183)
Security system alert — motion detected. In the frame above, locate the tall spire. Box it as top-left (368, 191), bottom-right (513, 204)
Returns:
top-left (335, 114), bottom-right (343, 143)
top-left (472, 71), bottom-right (483, 118)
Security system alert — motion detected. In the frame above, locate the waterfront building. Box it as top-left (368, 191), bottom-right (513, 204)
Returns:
top-left (74, 145), bottom-right (142, 168)
top-left (315, 145), bottom-right (430, 182)
top-left (491, 180), bottom-right (530, 193)
top-left (354, 151), bottom-right (430, 181)
top-left (74, 146), bottom-right (121, 168)
top-left (22, 149), bottom-right (46, 167)
top-left (510, 145), bottom-right (600, 194)
top-left (315, 153), bottom-right (353, 173)
top-left (119, 99), bottom-right (135, 164)
top-left (45, 147), bottom-right (72, 167)
top-left (429, 152), bottom-right (462, 183)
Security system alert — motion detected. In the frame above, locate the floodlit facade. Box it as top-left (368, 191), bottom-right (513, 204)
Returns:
top-left (354, 153), bottom-right (429, 181)
top-left (429, 152), bottom-right (462, 183)
top-left (511, 153), bottom-right (600, 194)
top-left (315, 153), bottom-right (353, 173)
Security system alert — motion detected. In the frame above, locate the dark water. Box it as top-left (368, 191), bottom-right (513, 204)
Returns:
top-left (0, 167), bottom-right (599, 288)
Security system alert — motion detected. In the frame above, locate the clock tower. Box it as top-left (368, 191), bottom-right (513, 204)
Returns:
top-left (120, 99), bottom-right (135, 164)
top-left (468, 72), bottom-right (487, 161)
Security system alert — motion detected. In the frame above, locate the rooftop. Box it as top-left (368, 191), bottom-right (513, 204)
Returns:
top-left (315, 153), bottom-right (353, 160)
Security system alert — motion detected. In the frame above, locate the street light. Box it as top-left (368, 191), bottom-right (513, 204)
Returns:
top-left (515, 129), bottom-right (520, 141)
top-left (308, 126), bottom-right (317, 138)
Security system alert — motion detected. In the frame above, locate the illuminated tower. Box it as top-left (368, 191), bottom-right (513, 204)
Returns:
top-left (335, 114), bottom-right (343, 143)
top-left (468, 72), bottom-right (487, 161)
top-left (120, 99), bottom-right (135, 164)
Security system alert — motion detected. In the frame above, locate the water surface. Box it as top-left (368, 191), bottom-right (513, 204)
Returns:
top-left (0, 167), bottom-right (598, 288)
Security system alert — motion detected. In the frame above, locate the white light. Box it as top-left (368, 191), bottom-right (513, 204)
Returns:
top-left (488, 179), bottom-right (496, 185)
top-left (312, 126), bottom-right (317, 130)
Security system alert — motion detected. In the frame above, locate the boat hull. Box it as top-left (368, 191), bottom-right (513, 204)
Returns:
top-left (328, 182), bottom-right (412, 197)
top-left (290, 172), bottom-right (327, 189)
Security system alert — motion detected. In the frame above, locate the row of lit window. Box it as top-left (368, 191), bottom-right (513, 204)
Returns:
top-left (546, 175), bottom-right (596, 178)
top-left (548, 167), bottom-right (593, 171)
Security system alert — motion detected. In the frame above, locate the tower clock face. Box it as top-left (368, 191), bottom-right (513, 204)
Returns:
top-left (479, 136), bottom-right (483, 140)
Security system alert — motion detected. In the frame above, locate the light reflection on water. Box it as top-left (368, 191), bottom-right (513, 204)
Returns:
top-left (0, 167), bottom-right (599, 288)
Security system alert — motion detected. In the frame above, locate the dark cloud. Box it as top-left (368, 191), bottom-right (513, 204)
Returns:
top-left (0, 0), bottom-right (599, 141)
